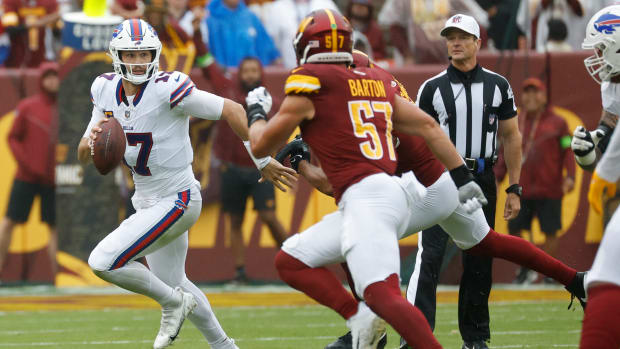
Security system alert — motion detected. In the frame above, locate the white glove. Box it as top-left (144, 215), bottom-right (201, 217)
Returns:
top-left (457, 181), bottom-right (488, 208)
top-left (461, 198), bottom-right (483, 214)
top-left (572, 126), bottom-right (606, 165)
top-left (246, 86), bottom-right (272, 115)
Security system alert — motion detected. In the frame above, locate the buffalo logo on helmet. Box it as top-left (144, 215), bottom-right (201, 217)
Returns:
top-left (594, 13), bottom-right (620, 34)
top-left (112, 23), bottom-right (123, 39)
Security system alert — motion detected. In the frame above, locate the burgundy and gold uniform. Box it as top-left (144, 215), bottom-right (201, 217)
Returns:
top-left (351, 49), bottom-right (445, 187)
top-left (284, 63), bottom-right (399, 202)
top-left (2, 0), bottom-right (58, 68)
top-left (394, 131), bottom-right (445, 187)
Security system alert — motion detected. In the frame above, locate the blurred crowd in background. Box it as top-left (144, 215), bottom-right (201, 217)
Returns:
top-left (0, 0), bottom-right (618, 69)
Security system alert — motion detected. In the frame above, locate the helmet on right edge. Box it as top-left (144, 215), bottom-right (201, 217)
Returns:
top-left (293, 9), bottom-right (353, 65)
top-left (583, 5), bottom-right (620, 84)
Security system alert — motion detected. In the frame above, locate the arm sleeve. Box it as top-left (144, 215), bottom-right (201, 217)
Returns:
top-left (596, 127), bottom-right (620, 182)
top-left (177, 88), bottom-right (224, 120)
top-left (415, 81), bottom-right (439, 121)
top-left (82, 107), bottom-right (105, 138)
top-left (498, 78), bottom-right (518, 120)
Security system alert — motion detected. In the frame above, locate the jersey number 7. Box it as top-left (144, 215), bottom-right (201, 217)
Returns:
top-left (126, 133), bottom-right (153, 176)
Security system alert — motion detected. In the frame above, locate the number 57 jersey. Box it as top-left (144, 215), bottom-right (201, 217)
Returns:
top-left (285, 64), bottom-right (400, 203)
top-left (85, 71), bottom-right (208, 199)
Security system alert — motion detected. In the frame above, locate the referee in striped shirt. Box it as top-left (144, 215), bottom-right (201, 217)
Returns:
top-left (405, 14), bottom-right (522, 349)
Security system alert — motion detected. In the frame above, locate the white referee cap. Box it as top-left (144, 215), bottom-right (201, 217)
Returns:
top-left (440, 14), bottom-right (480, 39)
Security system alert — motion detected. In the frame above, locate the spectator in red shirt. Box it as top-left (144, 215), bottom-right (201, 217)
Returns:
top-left (1, 0), bottom-right (59, 68)
top-left (110, 0), bottom-right (145, 19)
top-left (0, 63), bottom-right (59, 281)
top-left (347, 0), bottom-right (387, 61)
top-left (212, 57), bottom-right (288, 284)
top-left (496, 77), bottom-right (575, 284)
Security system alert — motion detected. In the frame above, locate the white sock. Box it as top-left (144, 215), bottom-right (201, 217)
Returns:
top-left (179, 278), bottom-right (232, 346)
top-left (94, 261), bottom-right (179, 307)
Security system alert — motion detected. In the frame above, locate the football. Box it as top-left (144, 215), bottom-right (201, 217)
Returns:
top-left (92, 117), bottom-right (126, 175)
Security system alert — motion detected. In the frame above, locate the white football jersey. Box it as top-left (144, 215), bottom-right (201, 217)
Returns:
top-left (83, 71), bottom-right (224, 199)
top-left (598, 81), bottom-right (620, 182)
top-left (601, 81), bottom-right (620, 116)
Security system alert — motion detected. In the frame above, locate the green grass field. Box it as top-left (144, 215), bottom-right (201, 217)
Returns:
top-left (0, 300), bottom-right (583, 348)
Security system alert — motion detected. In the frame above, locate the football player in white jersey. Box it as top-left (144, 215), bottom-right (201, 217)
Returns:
top-left (577, 5), bottom-right (620, 349)
top-left (572, 5), bottom-right (620, 171)
top-left (76, 19), bottom-right (296, 349)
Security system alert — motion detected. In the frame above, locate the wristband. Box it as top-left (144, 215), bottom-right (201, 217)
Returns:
top-left (576, 150), bottom-right (596, 166)
top-left (247, 103), bottom-right (267, 127)
top-left (449, 164), bottom-right (474, 188)
top-left (243, 141), bottom-right (271, 170)
top-left (505, 184), bottom-right (523, 197)
top-left (597, 122), bottom-right (612, 137)
top-left (196, 52), bottom-right (215, 68)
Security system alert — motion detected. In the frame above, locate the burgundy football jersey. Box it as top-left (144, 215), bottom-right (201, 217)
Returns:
top-left (394, 131), bottom-right (445, 187)
top-left (285, 64), bottom-right (399, 202)
top-left (391, 78), bottom-right (445, 187)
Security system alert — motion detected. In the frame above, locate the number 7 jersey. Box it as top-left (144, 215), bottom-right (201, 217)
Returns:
top-left (85, 71), bottom-right (203, 199)
top-left (285, 64), bottom-right (400, 202)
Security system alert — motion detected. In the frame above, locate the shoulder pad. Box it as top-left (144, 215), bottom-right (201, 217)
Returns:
top-left (91, 73), bottom-right (117, 106)
top-left (284, 67), bottom-right (321, 95)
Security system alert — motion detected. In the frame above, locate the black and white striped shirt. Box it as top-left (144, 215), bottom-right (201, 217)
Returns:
top-left (416, 64), bottom-right (517, 160)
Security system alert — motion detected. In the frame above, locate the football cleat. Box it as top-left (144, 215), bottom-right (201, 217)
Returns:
top-left (324, 331), bottom-right (387, 349)
top-left (346, 302), bottom-right (386, 349)
top-left (153, 287), bottom-right (197, 349)
top-left (462, 340), bottom-right (489, 349)
top-left (565, 271), bottom-right (588, 310)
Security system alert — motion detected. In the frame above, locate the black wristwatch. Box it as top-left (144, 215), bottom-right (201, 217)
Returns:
top-left (506, 184), bottom-right (523, 197)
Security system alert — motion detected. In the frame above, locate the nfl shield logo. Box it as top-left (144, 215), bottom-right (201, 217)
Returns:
top-left (125, 110), bottom-right (131, 119)
top-left (489, 113), bottom-right (497, 125)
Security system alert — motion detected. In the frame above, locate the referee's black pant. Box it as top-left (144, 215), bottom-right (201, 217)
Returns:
top-left (408, 167), bottom-right (497, 343)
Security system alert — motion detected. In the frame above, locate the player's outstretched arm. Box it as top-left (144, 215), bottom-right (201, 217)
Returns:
top-left (220, 99), bottom-right (249, 140)
top-left (248, 95), bottom-right (314, 158)
top-left (392, 95), bottom-right (463, 170)
top-left (274, 135), bottom-right (332, 195)
top-left (298, 161), bottom-right (334, 196)
top-left (572, 110), bottom-right (616, 171)
top-left (259, 158), bottom-right (297, 192)
top-left (392, 95), bottom-right (487, 210)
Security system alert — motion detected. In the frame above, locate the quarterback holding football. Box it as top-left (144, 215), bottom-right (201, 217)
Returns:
top-left (77, 19), bottom-right (295, 349)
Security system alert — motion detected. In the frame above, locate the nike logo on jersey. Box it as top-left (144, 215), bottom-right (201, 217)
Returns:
top-left (175, 75), bottom-right (180, 82)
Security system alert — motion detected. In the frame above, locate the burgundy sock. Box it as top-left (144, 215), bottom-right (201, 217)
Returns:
top-left (364, 274), bottom-right (442, 349)
top-left (580, 284), bottom-right (620, 349)
top-left (341, 262), bottom-right (363, 301)
top-left (274, 250), bottom-right (358, 319)
top-left (467, 229), bottom-right (577, 285)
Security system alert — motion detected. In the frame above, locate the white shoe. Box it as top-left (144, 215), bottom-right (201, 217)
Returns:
top-left (215, 338), bottom-right (239, 349)
top-left (346, 302), bottom-right (386, 349)
top-left (153, 287), bottom-right (197, 349)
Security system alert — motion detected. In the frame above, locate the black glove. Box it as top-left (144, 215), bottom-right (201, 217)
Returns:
top-left (246, 103), bottom-right (267, 127)
top-left (449, 165), bottom-right (488, 211)
top-left (275, 135), bottom-right (311, 173)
